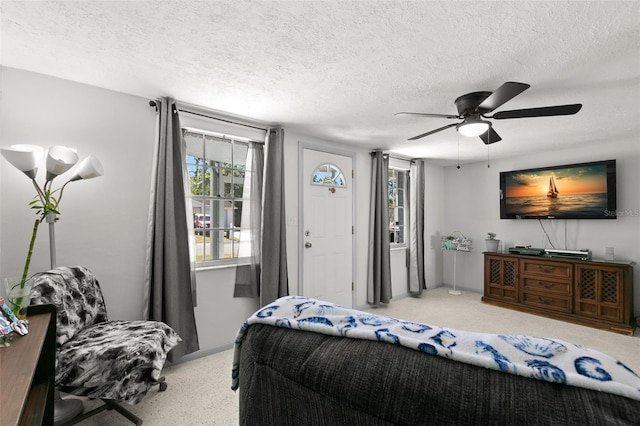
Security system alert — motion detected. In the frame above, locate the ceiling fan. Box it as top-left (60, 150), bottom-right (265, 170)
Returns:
top-left (396, 82), bottom-right (582, 144)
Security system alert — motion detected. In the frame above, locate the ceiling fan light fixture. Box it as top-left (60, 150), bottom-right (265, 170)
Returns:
top-left (457, 117), bottom-right (491, 137)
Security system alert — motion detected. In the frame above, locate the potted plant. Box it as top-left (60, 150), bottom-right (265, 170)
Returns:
top-left (485, 232), bottom-right (500, 252)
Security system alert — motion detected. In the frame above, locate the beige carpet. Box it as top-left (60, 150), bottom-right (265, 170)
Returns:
top-left (73, 287), bottom-right (639, 425)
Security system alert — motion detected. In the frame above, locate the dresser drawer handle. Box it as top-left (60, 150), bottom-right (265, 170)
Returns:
top-left (536, 265), bottom-right (555, 272)
top-left (537, 296), bottom-right (554, 304)
top-left (537, 281), bottom-right (555, 288)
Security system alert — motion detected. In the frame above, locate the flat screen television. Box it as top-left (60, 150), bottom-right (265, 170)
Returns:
top-left (500, 159), bottom-right (617, 219)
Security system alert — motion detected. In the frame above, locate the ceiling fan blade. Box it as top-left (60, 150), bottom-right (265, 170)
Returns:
top-left (408, 123), bottom-right (458, 140)
top-left (491, 104), bottom-right (582, 120)
top-left (478, 127), bottom-right (502, 145)
top-left (478, 82), bottom-right (530, 112)
top-left (395, 112), bottom-right (460, 119)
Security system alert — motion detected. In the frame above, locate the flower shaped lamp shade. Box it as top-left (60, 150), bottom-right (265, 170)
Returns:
top-left (69, 155), bottom-right (104, 181)
top-left (0, 144), bottom-right (45, 178)
top-left (46, 145), bottom-right (79, 181)
top-left (1, 144), bottom-right (104, 315)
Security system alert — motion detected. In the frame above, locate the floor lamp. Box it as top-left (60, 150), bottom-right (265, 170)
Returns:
top-left (1, 144), bottom-right (104, 425)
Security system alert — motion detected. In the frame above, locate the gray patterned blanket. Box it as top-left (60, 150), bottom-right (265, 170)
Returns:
top-left (232, 295), bottom-right (640, 401)
top-left (29, 266), bottom-right (181, 404)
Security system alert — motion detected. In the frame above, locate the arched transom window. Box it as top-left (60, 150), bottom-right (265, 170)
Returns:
top-left (311, 163), bottom-right (347, 187)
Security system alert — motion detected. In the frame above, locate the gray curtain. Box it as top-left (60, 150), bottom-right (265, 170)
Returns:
top-left (407, 159), bottom-right (426, 295)
top-left (234, 142), bottom-right (264, 298)
top-left (260, 127), bottom-right (288, 306)
top-left (367, 151), bottom-right (392, 305)
top-left (143, 97), bottom-right (199, 362)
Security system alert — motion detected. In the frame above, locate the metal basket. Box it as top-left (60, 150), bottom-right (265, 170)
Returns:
top-left (441, 231), bottom-right (472, 251)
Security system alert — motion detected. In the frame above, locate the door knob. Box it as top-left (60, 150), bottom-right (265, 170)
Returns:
top-left (305, 242), bottom-right (312, 248)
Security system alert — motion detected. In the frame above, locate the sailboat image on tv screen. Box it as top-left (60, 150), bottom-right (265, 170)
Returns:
top-left (547, 174), bottom-right (559, 198)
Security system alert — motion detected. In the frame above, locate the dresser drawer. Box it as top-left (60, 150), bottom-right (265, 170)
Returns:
top-left (484, 253), bottom-right (636, 335)
top-left (521, 291), bottom-right (571, 313)
top-left (521, 277), bottom-right (571, 295)
top-left (520, 259), bottom-right (572, 281)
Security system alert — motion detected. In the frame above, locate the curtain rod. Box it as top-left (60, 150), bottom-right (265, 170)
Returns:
top-left (387, 154), bottom-right (414, 162)
top-left (149, 100), bottom-right (268, 132)
top-left (371, 151), bottom-right (415, 162)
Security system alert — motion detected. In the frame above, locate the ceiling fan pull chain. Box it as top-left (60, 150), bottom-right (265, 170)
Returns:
top-left (457, 133), bottom-right (461, 170)
top-left (487, 131), bottom-right (491, 168)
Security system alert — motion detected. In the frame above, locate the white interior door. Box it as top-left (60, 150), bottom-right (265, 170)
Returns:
top-left (302, 149), bottom-right (353, 307)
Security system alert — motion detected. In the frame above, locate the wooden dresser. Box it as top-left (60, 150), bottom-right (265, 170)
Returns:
top-left (0, 304), bottom-right (56, 425)
top-left (482, 252), bottom-right (636, 335)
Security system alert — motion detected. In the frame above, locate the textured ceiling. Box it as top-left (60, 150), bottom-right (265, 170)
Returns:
top-left (1, 1), bottom-right (639, 165)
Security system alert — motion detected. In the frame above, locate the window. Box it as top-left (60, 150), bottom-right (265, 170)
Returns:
top-left (184, 129), bottom-right (254, 265)
top-left (311, 163), bottom-right (347, 187)
top-left (388, 168), bottom-right (407, 246)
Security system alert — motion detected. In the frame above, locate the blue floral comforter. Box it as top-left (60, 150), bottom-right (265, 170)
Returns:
top-left (232, 296), bottom-right (640, 401)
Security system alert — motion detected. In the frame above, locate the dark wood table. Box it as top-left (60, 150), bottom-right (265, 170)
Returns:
top-left (0, 304), bottom-right (55, 425)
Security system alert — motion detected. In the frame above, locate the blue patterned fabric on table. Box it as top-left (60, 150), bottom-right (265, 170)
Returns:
top-left (232, 295), bottom-right (640, 401)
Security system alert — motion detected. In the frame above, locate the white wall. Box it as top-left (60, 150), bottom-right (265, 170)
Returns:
top-left (390, 248), bottom-right (408, 297)
top-left (0, 67), bottom-right (156, 321)
top-left (424, 162), bottom-right (446, 288)
top-left (190, 266), bottom-right (260, 356)
top-left (440, 139), bottom-right (640, 316)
